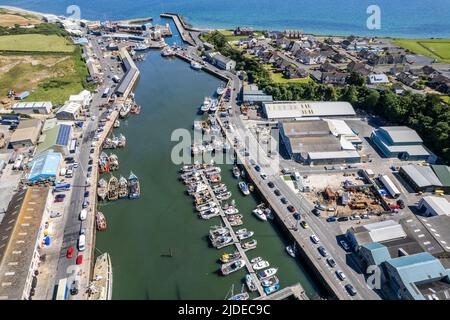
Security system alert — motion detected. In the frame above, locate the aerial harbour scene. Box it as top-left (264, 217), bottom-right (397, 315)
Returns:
top-left (0, 0), bottom-right (449, 306)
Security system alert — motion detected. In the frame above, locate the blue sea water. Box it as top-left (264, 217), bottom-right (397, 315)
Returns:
top-left (1, 0), bottom-right (450, 38)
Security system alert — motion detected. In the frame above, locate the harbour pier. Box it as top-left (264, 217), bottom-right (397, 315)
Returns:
top-left (254, 283), bottom-right (309, 300)
top-left (160, 13), bottom-right (196, 46)
top-left (200, 174), bottom-right (266, 298)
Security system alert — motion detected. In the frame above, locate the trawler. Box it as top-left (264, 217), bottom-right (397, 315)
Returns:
top-left (107, 175), bottom-right (119, 201)
top-left (200, 97), bottom-right (212, 113)
top-left (96, 211), bottom-right (107, 231)
top-left (97, 178), bottom-right (108, 201)
top-left (88, 253), bottom-right (113, 300)
top-left (118, 176), bottom-right (129, 199)
top-left (108, 154), bottom-right (119, 171)
top-left (216, 83), bottom-right (226, 96)
top-left (128, 171), bottom-right (141, 199)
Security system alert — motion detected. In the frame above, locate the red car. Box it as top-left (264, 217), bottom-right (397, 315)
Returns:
top-left (66, 248), bottom-right (74, 259)
top-left (287, 205), bottom-right (296, 213)
top-left (76, 255), bottom-right (83, 265)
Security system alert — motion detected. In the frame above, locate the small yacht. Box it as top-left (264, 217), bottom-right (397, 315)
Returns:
top-left (252, 208), bottom-right (267, 221)
top-left (238, 182), bottom-right (250, 196)
top-left (264, 283), bottom-right (281, 295)
top-left (216, 83), bottom-right (226, 96)
top-left (260, 275), bottom-right (280, 288)
top-left (242, 239), bottom-right (257, 251)
top-left (257, 268), bottom-right (278, 280)
top-left (220, 251), bottom-right (241, 263)
top-left (190, 61), bottom-right (202, 70)
top-left (245, 274), bottom-right (258, 292)
top-left (237, 230), bottom-right (254, 241)
top-left (232, 166), bottom-right (241, 178)
top-left (221, 259), bottom-right (246, 275)
top-left (286, 244), bottom-right (298, 258)
top-left (200, 97), bottom-right (212, 113)
top-left (252, 260), bottom-right (270, 271)
top-left (250, 257), bottom-right (262, 264)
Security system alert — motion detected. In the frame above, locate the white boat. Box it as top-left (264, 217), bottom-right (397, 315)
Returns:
top-left (190, 61), bottom-right (202, 70)
top-left (224, 207), bottom-right (239, 215)
top-left (261, 275), bottom-right (280, 288)
top-left (200, 97), bottom-right (211, 113)
top-left (238, 230), bottom-right (254, 241)
top-left (264, 283), bottom-right (281, 295)
top-left (250, 257), bottom-right (262, 264)
top-left (235, 228), bottom-right (247, 236)
top-left (216, 83), bottom-right (226, 96)
top-left (216, 191), bottom-right (232, 201)
top-left (252, 208), bottom-right (267, 221)
top-left (286, 244), bottom-right (298, 258)
top-left (252, 260), bottom-right (270, 270)
top-left (88, 253), bottom-right (113, 300)
top-left (232, 166), bottom-right (241, 178)
top-left (245, 274), bottom-right (258, 292)
top-left (161, 46), bottom-right (175, 57)
top-left (242, 239), bottom-right (257, 251)
top-left (239, 182), bottom-right (250, 196)
top-left (134, 44), bottom-right (150, 51)
top-left (209, 99), bottom-right (218, 113)
top-left (221, 259), bottom-right (246, 275)
top-left (257, 268), bottom-right (278, 280)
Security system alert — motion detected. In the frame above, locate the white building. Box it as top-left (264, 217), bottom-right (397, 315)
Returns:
top-left (346, 220), bottom-right (407, 249)
top-left (368, 73), bottom-right (389, 84)
top-left (418, 196), bottom-right (450, 217)
top-left (69, 90), bottom-right (92, 108)
top-left (263, 101), bottom-right (356, 120)
top-left (55, 101), bottom-right (82, 120)
top-left (211, 54), bottom-right (236, 71)
top-left (11, 102), bottom-right (52, 115)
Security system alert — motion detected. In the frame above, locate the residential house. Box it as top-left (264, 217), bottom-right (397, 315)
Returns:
top-left (397, 72), bottom-right (419, 87)
top-left (347, 61), bottom-right (372, 76)
top-left (284, 29), bottom-right (304, 39)
top-left (234, 27), bottom-right (254, 36)
top-left (368, 53), bottom-right (407, 65)
top-left (430, 74), bottom-right (450, 94)
top-left (273, 56), bottom-right (292, 70)
top-left (283, 66), bottom-right (309, 79)
top-left (320, 62), bottom-right (339, 73)
top-left (296, 49), bottom-right (326, 65)
top-left (321, 72), bottom-right (349, 85)
top-left (330, 53), bottom-right (349, 63)
top-left (368, 73), bottom-right (390, 85)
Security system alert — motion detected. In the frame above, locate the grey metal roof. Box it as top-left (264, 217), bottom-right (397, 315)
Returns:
top-left (380, 126), bottom-right (423, 144)
top-left (420, 196), bottom-right (450, 216)
top-left (401, 165), bottom-right (442, 188)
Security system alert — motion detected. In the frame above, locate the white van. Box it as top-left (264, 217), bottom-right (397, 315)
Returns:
top-left (294, 172), bottom-right (301, 181)
top-left (78, 234), bottom-right (86, 251)
top-left (79, 209), bottom-right (87, 221)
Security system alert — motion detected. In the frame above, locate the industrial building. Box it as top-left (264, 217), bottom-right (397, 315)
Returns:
top-left (431, 165), bottom-right (450, 192)
top-left (210, 53), bottom-right (236, 71)
top-left (241, 84), bottom-right (273, 104)
top-left (11, 102), bottom-right (52, 115)
top-left (279, 119), bottom-right (360, 164)
top-left (262, 101), bottom-right (356, 120)
top-left (0, 187), bottom-right (52, 300)
top-left (418, 196), bottom-right (450, 217)
top-left (116, 48), bottom-right (140, 97)
top-left (8, 119), bottom-right (43, 149)
top-left (27, 150), bottom-right (62, 184)
top-left (371, 126), bottom-right (432, 161)
top-left (399, 165), bottom-right (443, 192)
top-left (55, 101), bottom-right (83, 121)
top-left (324, 119), bottom-right (362, 145)
top-left (346, 220), bottom-right (407, 249)
top-left (36, 124), bottom-right (73, 156)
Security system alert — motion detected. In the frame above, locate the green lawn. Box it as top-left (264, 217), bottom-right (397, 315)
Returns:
top-left (393, 38), bottom-right (450, 63)
top-left (218, 29), bottom-right (262, 42)
top-left (262, 63), bottom-right (312, 84)
top-left (0, 34), bottom-right (74, 53)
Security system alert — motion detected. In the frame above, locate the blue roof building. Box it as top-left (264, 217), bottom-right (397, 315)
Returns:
top-left (27, 151), bottom-right (62, 184)
top-left (384, 252), bottom-right (450, 300)
top-left (360, 242), bottom-right (392, 267)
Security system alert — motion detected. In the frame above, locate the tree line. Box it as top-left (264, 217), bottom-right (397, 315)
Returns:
top-left (203, 31), bottom-right (450, 163)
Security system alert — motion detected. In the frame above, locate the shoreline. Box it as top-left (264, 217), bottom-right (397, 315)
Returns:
top-left (1, 5), bottom-right (449, 41)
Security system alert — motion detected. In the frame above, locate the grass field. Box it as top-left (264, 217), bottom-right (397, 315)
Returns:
top-left (219, 29), bottom-right (262, 42)
top-left (262, 63), bottom-right (312, 84)
top-left (393, 38), bottom-right (450, 63)
top-left (0, 34), bottom-right (74, 53)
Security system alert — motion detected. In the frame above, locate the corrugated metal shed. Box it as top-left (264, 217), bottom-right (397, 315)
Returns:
top-left (380, 126), bottom-right (423, 144)
top-left (432, 165), bottom-right (450, 187)
top-left (27, 151), bottom-right (62, 182)
top-left (419, 196), bottom-right (450, 216)
top-left (401, 165), bottom-right (442, 188)
top-left (263, 101), bottom-right (356, 119)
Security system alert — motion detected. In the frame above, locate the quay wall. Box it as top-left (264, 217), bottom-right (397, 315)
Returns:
top-left (160, 13), bottom-right (196, 46)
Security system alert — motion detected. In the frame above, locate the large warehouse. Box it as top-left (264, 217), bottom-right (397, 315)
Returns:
top-left (371, 126), bottom-right (432, 161)
top-left (279, 119), bottom-right (360, 164)
top-left (8, 119), bottom-right (43, 149)
top-left (399, 165), bottom-right (444, 192)
top-left (36, 124), bottom-right (73, 156)
top-left (346, 220), bottom-right (407, 249)
top-left (11, 101), bottom-right (52, 115)
top-left (262, 101), bottom-right (356, 120)
top-left (418, 196), bottom-right (450, 217)
top-left (27, 150), bottom-right (62, 184)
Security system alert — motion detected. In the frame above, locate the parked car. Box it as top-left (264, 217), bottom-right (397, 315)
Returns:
top-left (326, 257), bottom-right (336, 268)
top-left (293, 212), bottom-right (301, 220)
top-left (84, 191), bottom-right (90, 198)
top-left (397, 199), bottom-right (405, 209)
top-left (254, 165), bottom-right (261, 172)
top-left (70, 280), bottom-right (79, 296)
top-left (274, 189), bottom-right (281, 196)
top-left (66, 248), bottom-right (74, 259)
top-left (345, 284), bottom-right (357, 296)
top-left (287, 205), bottom-right (296, 213)
top-left (50, 212), bottom-right (62, 219)
top-left (337, 216), bottom-right (349, 222)
top-left (318, 246), bottom-right (328, 257)
top-left (327, 207), bottom-right (336, 212)
top-left (312, 208), bottom-right (321, 216)
top-left (326, 216), bottom-right (337, 222)
top-left (339, 240), bottom-right (350, 251)
top-left (249, 159), bottom-right (256, 166)
top-left (268, 182), bottom-right (275, 188)
top-left (78, 234), bottom-right (86, 251)
top-left (310, 235), bottom-right (320, 244)
top-left (361, 214), bottom-right (370, 219)
top-left (281, 197), bottom-right (288, 204)
top-left (336, 270), bottom-right (346, 281)
top-left (76, 255), bottom-right (83, 265)
top-left (300, 221), bottom-right (308, 229)
top-left (315, 203), bottom-right (326, 211)
top-left (82, 201), bottom-right (89, 209)
top-left (260, 173), bottom-right (268, 180)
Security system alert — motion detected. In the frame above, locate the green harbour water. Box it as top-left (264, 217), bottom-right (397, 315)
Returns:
top-left (95, 52), bottom-right (322, 300)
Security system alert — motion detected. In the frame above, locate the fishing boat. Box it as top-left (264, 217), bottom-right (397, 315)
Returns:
top-left (252, 208), bottom-right (267, 221)
top-left (260, 275), bottom-right (279, 288)
top-left (107, 175), bottom-right (119, 201)
top-left (88, 253), bottom-right (113, 300)
top-left (245, 274), bottom-right (258, 292)
top-left (239, 182), bottom-right (250, 196)
top-left (134, 44), bottom-right (150, 52)
top-left (130, 104), bottom-right (141, 114)
top-left (242, 239), bottom-right (257, 251)
top-left (252, 260), bottom-right (270, 271)
top-left (216, 83), bottom-right (226, 96)
top-left (200, 97), bottom-right (211, 113)
top-left (113, 120), bottom-right (120, 128)
top-left (190, 61), bottom-right (202, 70)
top-left (96, 211), bottom-right (107, 231)
top-left (220, 251), bottom-right (241, 263)
top-left (264, 283), bottom-right (281, 295)
top-left (108, 154), bottom-right (119, 171)
top-left (119, 104), bottom-right (132, 119)
top-left (128, 171), bottom-right (140, 199)
top-left (97, 178), bottom-right (108, 201)
top-left (221, 259), bottom-right (246, 275)
top-left (232, 166), bottom-right (241, 178)
top-left (209, 99), bottom-right (218, 113)
top-left (226, 284), bottom-right (249, 301)
top-left (118, 176), bottom-right (129, 199)
top-left (257, 268), bottom-right (278, 280)
top-left (286, 244), bottom-right (298, 258)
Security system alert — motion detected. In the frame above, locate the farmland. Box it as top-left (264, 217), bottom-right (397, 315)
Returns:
top-left (0, 34), bottom-right (74, 53)
top-left (393, 38), bottom-right (450, 63)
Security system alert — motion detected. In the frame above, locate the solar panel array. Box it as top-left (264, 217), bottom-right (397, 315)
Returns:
top-left (56, 125), bottom-right (71, 146)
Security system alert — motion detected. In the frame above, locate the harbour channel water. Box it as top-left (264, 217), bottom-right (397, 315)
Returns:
top-left (95, 19), bottom-right (322, 300)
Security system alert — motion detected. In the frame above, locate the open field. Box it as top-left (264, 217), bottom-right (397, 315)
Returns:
top-left (219, 29), bottom-right (262, 42)
top-left (262, 63), bottom-right (312, 84)
top-left (0, 34), bottom-right (74, 53)
top-left (0, 13), bottom-right (41, 27)
top-left (393, 38), bottom-right (450, 63)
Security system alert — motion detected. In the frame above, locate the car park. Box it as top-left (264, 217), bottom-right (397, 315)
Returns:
top-left (300, 221), bottom-right (308, 229)
top-left (340, 240), bottom-right (350, 251)
top-left (326, 257), bottom-right (336, 268)
top-left (345, 284), bottom-right (357, 296)
top-left (318, 246), bottom-right (328, 257)
top-left (310, 235), bottom-right (320, 244)
top-left (336, 270), bottom-right (346, 281)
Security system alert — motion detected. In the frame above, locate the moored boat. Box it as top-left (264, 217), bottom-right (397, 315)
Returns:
top-left (232, 166), bottom-right (241, 178)
top-left (190, 61), bottom-right (202, 70)
top-left (221, 259), bottom-right (246, 275)
top-left (200, 97), bottom-right (211, 113)
top-left (242, 239), bottom-right (257, 251)
top-left (97, 178), bottom-right (108, 201)
top-left (239, 182), bottom-right (250, 196)
top-left (286, 244), bottom-right (298, 258)
top-left (245, 274), bottom-right (258, 292)
top-left (260, 275), bottom-right (280, 288)
top-left (216, 83), bottom-right (226, 96)
top-left (118, 176), bottom-right (129, 199)
top-left (119, 103), bottom-right (132, 119)
top-left (257, 268), bottom-right (278, 280)
top-left (107, 175), bottom-right (119, 201)
top-left (264, 283), bottom-right (281, 295)
top-left (96, 211), bottom-right (107, 231)
top-left (252, 208), bottom-right (267, 221)
top-left (88, 253), bottom-right (113, 300)
top-left (128, 171), bottom-right (140, 199)
top-left (252, 260), bottom-right (270, 270)
top-left (220, 251), bottom-right (241, 263)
